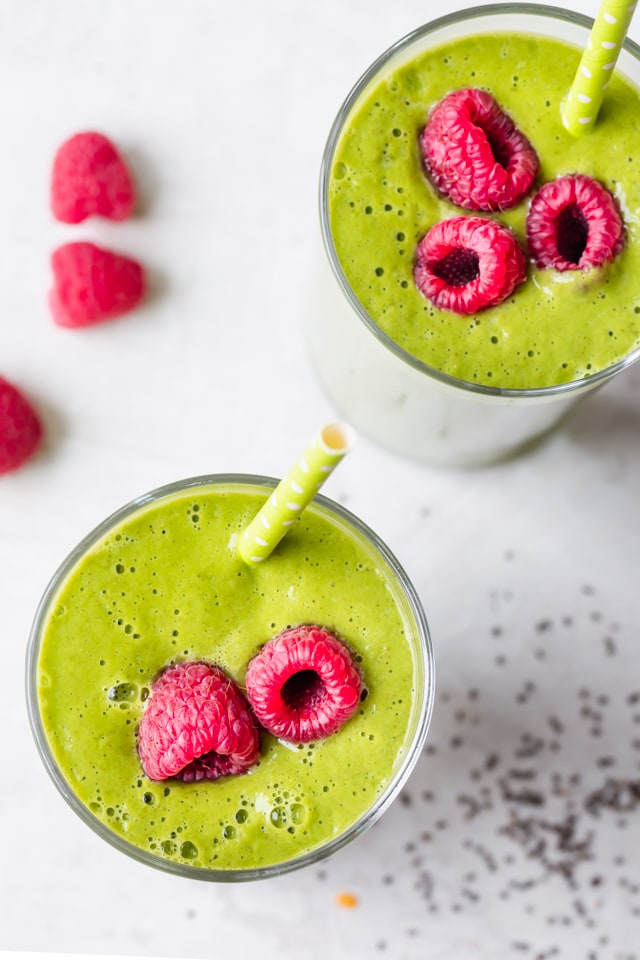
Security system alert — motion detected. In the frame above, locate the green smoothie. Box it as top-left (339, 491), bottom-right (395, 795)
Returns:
top-left (31, 478), bottom-right (430, 876)
top-left (329, 31), bottom-right (640, 389)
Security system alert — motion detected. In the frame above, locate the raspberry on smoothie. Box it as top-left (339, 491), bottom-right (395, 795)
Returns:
top-left (421, 87), bottom-right (539, 211)
top-left (245, 625), bottom-right (363, 743)
top-left (413, 216), bottom-right (527, 314)
top-left (526, 174), bottom-right (624, 270)
top-left (137, 661), bottom-right (260, 782)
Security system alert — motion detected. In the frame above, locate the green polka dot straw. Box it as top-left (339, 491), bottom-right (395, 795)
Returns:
top-left (561, 0), bottom-right (637, 136)
top-left (238, 423), bottom-right (355, 564)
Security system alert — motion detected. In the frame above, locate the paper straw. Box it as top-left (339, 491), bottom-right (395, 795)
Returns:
top-left (561, 0), bottom-right (637, 136)
top-left (238, 423), bottom-right (355, 564)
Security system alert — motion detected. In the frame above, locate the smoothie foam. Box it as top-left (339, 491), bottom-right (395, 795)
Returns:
top-left (29, 477), bottom-right (432, 878)
top-left (328, 30), bottom-right (640, 389)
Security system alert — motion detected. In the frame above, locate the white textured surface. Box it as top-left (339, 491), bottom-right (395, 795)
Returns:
top-left (1, 1), bottom-right (639, 958)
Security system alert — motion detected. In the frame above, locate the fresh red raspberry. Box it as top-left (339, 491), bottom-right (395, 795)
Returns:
top-left (245, 625), bottom-right (363, 744)
top-left (421, 88), bottom-right (539, 211)
top-left (49, 242), bottom-right (145, 328)
top-left (137, 661), bottom-right (260, 782)
top-left (526, 174), bottom-right (624, 271)
top-left (0, 377), bottom-right (43, 475)
top-left (51, 131), bottom-right (135, 223)
top-left (414, 216), bottom-right (526, 315)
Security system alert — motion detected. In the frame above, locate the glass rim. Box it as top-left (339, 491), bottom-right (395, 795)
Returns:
top-left (25, 472), bottom-right (435, 882)
top-left (319, 2), bottom-right (640, 402)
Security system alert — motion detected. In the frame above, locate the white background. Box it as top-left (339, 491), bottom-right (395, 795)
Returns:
top-left (1, 1), bottom-right (639, 958)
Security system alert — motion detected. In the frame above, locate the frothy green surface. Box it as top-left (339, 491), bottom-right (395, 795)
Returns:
top-left (329, 32), bottom-right (640, 388)
top-left (36, 484), bottom-right (421, 873)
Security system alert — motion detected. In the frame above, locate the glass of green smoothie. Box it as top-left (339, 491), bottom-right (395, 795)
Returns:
top-left (26, 474), bottom-right (434, 881)
top-left (312, 4), bottom-right (640, 467)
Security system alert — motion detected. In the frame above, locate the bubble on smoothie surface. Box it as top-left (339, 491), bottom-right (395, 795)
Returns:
top-left (254, 786), bottom-right (309, 836)
top-left (180, 840), bottom-right (198, 859)
top-left (107, 681), bottom-right (137, 702)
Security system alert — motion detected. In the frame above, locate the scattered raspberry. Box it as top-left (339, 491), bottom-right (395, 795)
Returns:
top-left (526, 174), bottom-right (624, 271)
top-left (137, 661), bottom-right (260, 782)
top-left (414, 216), bottom-right (526, 315)
top-left (245, 625), bottom-right (363, 744)
top-left (421, 88), bottom-right (539, 211)
top-left (49, 242), bottom-right (145, 328)
top-left (0, 377), bottom-right (43, 475)
top-left (51, 131), bottom-right (135, 223)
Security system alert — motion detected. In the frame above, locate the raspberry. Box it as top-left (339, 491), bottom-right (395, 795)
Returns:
top-left (526, 174), bottom-right (624, 271)
top-left (49, 242), bottom-right (145, 328)
top-left (421, 88), bottom-right (539, 211)
top-left (51, 131), bottom-right (135, 223)
top-left (414, 216), bottom-right (526, 315)
top-left (0, 377), bottom-right (43, 475)
top-left (137, 661), bottom-right (260, 782)
top-left (244, 625), bottom-right (363, 744)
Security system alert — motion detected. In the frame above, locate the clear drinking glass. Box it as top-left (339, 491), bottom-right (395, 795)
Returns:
top-left (26, 474), bottom-right (434, 881)
top-left (311, 4), bottom-right (640, 467)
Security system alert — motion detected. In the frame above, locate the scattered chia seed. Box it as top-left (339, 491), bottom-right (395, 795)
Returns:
top-left (400, 589), bottom-right (638, 956)
top-left (315, 579), bottom-right (640, 958)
